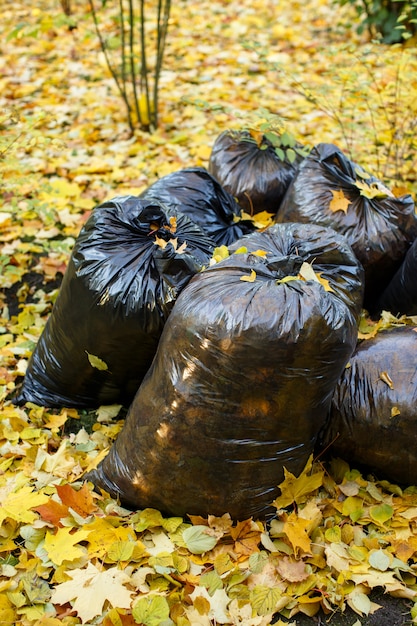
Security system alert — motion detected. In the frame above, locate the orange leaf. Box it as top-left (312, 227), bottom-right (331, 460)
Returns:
top-left (329, 189), bottom-right (351, 214)
top-left (230, 519), bottom-right (262, 557)
top-left (188, 515), bottom-right (209, 527)
top-left (35, 499), bottom-right (69, 527)
top-left (56, 482), bottom-right (97, 518)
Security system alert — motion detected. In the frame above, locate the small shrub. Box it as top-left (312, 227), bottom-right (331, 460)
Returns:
top-left (89, 0), bottom-right (171, 133)
top-left (334, 0), bottom-right (417, 43)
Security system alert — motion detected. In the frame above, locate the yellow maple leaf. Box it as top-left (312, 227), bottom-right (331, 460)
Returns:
top-left (252, 211), bottom-right (274, 229)
top-left (44, 527), bottom-right (91, 566)
top-left (0, 486), bottom-right (49, 524)
top-left (273, 455), bottom-right (324, 509)
top-left (283, 511), bottom-right (312, 555)
top-left (85, 518), bottom-right (136, 559)
top-left (153, 236), bottom-right (187, 254)
top-left (329, 189), bottom-right (351, 214)
top-left (251, 249), bottom-right (268, 257)
top-left (35, 440), bottom-right (77, 477)
top-left (354, 179), bottom-right (392, 199)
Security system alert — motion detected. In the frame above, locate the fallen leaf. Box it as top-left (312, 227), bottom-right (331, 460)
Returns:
top-left (276, 556), bottom-right (310, 582)
top-left (86, 351), bottom-right (109, 371)
top-left (329, 189), bottom-right (351, 213)
top-left (379, 371), bottom-right (394, 389)
top-left (44, 526), bottom-right (91, 566)
top-left (183, 525), bottom-right (218, 554)
top-left (273, 455), bottom-right (324, 509)
top-left (283, 512), bottom-right (312, 555)
top-left (132, 594), bottom-right (170, 626)
top-left (56, 482), bottom-right (98, 518)
top-left (51, 562), bottom-right (133, 623)
top-left (240, 269), bottom-right (257, 282)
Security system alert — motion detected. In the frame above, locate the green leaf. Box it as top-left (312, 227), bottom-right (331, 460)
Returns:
top-left (324, 526), bottom-right (341, 543)
top-left (285, 147), bottom-right (297, 163)
top-left (264, 131), bottom-right (281, 146)
top-left (347, 590), bottom-right (371, 616)
top-left (133, 508), bottom-right (164, 531)
top-left (200, 570), bottom-right (223, 595)
top-left (281, 131), bottom-right (296, 147)
top-left (86, 351), bottom-right (108, 371)
top-left (132, 595), bottom-right (170, 626)
top-left (250, 585), bottom-right (282, 615)
top-left (368, 549), bottom-right (390, 571)
top-left (182, 525), bottom-right (218, 554)
top-left (274, 147), bottom-right (285, 161)
top-left (107, 541), bottom-right (134, 563)
top-left (369, 503), bottom-right (394, 525)
top-left (248, 551), bottom-right (268, 573)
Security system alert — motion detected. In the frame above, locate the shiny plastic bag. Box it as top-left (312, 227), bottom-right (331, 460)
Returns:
top-left (140, 166), bottom-right (255, 246)
top-left (87, 222), bottom-right (364, 519)
top-left (208, 129), bottom-right (305, 216)
top-left (321, 326), bottom-right (417, 486)
top-left (276, 143), bottom-right (417, 313)
top-left (15, 196), bottom-right (215, 408)
top-left (375, 238), bottom-right (417, 316)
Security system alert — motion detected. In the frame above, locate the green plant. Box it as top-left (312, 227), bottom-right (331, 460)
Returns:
top-left (89, 0), bottom-right (171, 133)
top-left (334, 0), bottom-right (417, 43)
top-left (236, 110), bottom-right (311, 164)
top-left (248, 42), bottom-right (417, 194)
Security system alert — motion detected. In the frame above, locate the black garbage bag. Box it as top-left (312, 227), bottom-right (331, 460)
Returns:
top-left (208, 129), bottom-right (306, 217)
top-left (275, 143), bottom-right (417, 313)
top-left (140, 166), bottom-right (255, 246)
top-left (320, 326), bottom-right (417, 486)
top-left (375, 237), bottom-right (417, 316)
top-left (15, 196), bottom-right (215, 408)
top-left (87, 222), bottom-right (364, 520)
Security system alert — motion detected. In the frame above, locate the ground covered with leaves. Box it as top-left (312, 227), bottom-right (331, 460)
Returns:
top-left (1, 0), bottom-right (417, 624)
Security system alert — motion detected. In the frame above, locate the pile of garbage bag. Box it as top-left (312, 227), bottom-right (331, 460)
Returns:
top-left (14, 126), bottom-right (417, 517)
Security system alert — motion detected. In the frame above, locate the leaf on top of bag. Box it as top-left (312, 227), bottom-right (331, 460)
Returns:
top-left (379, 371), bottom-right (394, 389)
top-left (86, 352), bottom-right (108, 371)
top-left (329, 189), bottom-right (351, 214)
top-left (354, 180), bottom-right (392, 200)
top-left (240, 269), bottom-right (257, 282)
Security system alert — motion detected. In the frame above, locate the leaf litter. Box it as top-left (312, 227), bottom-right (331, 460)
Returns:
top-left (1, 0), bottom-right (417, 624)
